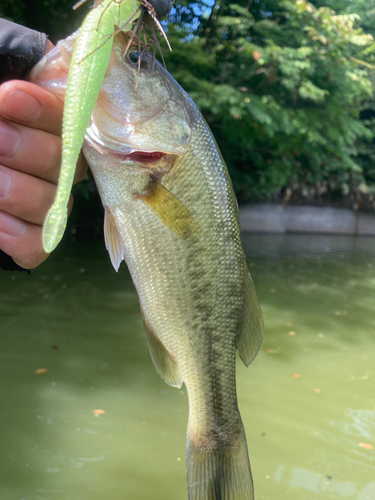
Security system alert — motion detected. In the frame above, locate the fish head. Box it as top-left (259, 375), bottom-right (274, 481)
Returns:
top-left (85, 32), bottom-right (192, 163)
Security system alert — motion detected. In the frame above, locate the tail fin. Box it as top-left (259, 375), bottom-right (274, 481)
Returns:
top-left (186, 424), bottom-right (254, 500)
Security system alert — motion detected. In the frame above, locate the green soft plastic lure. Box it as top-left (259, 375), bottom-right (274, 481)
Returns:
top-left (42, 0), bottom-right (140, 253)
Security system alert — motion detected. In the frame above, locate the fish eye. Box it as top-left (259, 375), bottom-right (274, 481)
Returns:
top-left (127, 50), bottom-right (150, 70)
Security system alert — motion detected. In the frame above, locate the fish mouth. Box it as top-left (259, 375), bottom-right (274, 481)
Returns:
top-left (84, 120), bottom-right (185, 161)
top-left (118, 151), bottom-right (166, 164)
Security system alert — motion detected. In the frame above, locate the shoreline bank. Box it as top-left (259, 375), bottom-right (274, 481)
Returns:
top-left (239, 204), bottom-right (375, 236)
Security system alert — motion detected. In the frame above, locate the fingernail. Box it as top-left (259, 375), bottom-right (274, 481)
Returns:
top-left (0, 120), bottom-right (21, 157)
top-left (0, 211), bottom-right (27, 236)
top-left (0, 167), bottom-right (12, 197)
top-left (3, 90), bottom-right (42, 122)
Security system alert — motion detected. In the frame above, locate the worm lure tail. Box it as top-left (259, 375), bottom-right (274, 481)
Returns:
top-left (42, 0), bottom-right (140, 253)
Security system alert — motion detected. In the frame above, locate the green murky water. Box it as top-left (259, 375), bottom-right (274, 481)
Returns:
top-left (0, 234), bottom-right (374, 500)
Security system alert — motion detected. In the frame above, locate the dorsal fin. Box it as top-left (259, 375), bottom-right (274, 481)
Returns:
top-left (236, 270), bottom-right (264, 366)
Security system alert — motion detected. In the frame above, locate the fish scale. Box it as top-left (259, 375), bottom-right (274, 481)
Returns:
top-left (32, 30), bottom-right (263, 500)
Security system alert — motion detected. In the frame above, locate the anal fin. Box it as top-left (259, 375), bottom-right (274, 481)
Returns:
top-left (142, 312), bottom-right (183, 389)
top-left (236, 269), bottom-right (264, 367)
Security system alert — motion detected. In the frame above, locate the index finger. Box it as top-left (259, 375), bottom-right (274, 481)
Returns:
top-left (0, 80), bottom-right (64, 136)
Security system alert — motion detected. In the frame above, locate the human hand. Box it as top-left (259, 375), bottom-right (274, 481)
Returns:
top-left (0, 79), bottom-right (87, 269)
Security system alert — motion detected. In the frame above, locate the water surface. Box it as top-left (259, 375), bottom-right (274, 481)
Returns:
top-left (0, 234), bottom-right (374, 500)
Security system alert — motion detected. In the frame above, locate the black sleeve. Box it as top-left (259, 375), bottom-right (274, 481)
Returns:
top-left (0, 19), bottom-right (47, 84)
top-left (0, 19), bottom-right (47, 272)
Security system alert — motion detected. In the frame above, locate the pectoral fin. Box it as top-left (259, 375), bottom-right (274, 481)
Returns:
top-left (142, 311), bottom-right (183, 389)
top-left (136, 178), bottom-right (197, 238)
top-left (236, 270), bottom-right (264, 366)
top-left (104, 207), bottom-right (125, 272)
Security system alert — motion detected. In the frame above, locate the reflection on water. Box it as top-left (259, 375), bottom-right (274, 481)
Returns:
top-left (331, 409), bottom-right (375, 440)
top-left (0, 234), bottom-right (374, 500)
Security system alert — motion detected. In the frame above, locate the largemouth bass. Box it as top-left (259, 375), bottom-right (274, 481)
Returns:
top-left (32, 32), bottom-right (263, 500)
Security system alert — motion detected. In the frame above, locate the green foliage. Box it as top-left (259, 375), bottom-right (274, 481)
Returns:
top-left (163, 0), bottom-right (375, 207)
